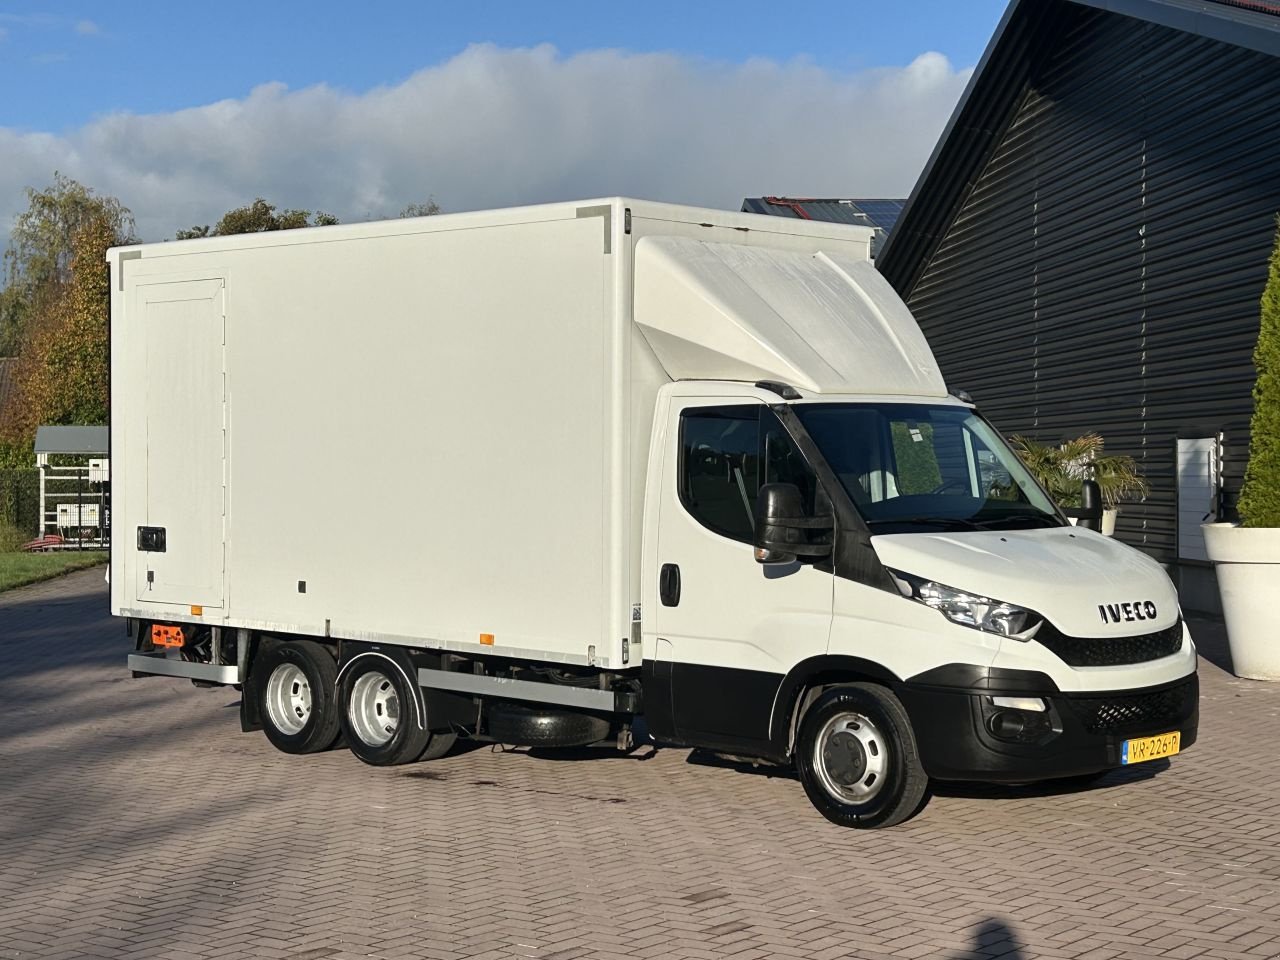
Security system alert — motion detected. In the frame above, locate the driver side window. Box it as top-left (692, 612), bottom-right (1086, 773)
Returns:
top-left (679, 405), bottom-right (819, 543)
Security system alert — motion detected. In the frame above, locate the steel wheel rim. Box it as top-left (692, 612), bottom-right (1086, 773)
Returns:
top-left (264, 662), bottom-right (312, 736)
top-left (813, 710), bottom-right (889, 805)
top-left (348, 670), bottom-right (400, 746)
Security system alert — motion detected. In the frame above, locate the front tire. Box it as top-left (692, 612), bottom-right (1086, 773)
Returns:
top-left (796, 683), bottom-right (928, 829)
top-left (339, 657), bottom-right (433, 765)
top-left (255, 640), bottom-right (342, 755)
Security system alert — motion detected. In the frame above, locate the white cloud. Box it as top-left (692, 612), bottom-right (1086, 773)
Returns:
top-left (0, 44), bottom-right (971, 242)
top-left (75, 19), bottom-right (99, 35)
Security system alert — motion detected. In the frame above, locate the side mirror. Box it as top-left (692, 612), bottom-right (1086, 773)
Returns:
top-left (753, 483), bottom-right (834, 564)
top-left (1079, 478), bottom-right (1103, 531)
top-left (1063, 479), bottom-right (1104, 531)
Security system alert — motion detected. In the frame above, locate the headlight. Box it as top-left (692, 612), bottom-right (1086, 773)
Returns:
top-left (889, 570), bottom-right (1041, 640)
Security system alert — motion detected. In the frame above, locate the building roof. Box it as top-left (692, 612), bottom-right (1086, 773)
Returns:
top-left (877, 0), bottom-right (1280, 294)
top-left (740, 198), bottom-right (906, 256)
top-left (34, 425), bottom-right (108, 455)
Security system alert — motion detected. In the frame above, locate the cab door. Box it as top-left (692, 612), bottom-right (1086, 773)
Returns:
top-left (647, 393), bottom-right (833, 754)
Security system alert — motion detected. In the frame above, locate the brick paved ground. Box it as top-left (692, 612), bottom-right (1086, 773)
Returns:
top-left (2, 568), bottom-right (1279, 960)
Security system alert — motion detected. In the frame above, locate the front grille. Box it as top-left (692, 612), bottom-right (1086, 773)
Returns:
top-left (1034, 619), bottom-right (1184, 667)
top-left (1069, 677), bottom-right (1198, 735)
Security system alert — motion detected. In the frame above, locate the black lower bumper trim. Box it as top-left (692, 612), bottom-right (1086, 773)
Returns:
top-left (896, 671), bottom-right (1199, 783)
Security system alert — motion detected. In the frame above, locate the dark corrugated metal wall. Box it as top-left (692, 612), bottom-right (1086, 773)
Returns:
top-left (905, 8), bottom-right (1280, 563)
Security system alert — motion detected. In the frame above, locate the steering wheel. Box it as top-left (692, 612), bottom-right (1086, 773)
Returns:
top-left (928, 477), bottom-right (972, 495)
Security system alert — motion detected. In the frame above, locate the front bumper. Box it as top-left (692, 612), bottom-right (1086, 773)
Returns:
top-left (894, 665), bottom-right (1199, 783)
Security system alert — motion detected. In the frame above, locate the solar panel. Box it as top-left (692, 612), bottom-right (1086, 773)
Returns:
top-left (849, 200), bottom-right (906, 231)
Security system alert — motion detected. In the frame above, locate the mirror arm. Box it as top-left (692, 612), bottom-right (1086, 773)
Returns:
top-left (767, 516), bottom-right (834, 530)
top-left (756, 539), bottom-right (834, 558)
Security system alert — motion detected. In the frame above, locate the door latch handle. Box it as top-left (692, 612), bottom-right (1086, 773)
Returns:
top-left (137, 526), bottom-right (166, 552)
top-left (660, 563), bottom-right (681, 607)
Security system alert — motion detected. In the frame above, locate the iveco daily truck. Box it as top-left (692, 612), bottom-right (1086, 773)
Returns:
top-left (111, 198), bottom-right (1197, 828)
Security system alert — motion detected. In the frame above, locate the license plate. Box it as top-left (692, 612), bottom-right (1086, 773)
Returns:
top-left (1121, 731), bottom-right (1180, 765)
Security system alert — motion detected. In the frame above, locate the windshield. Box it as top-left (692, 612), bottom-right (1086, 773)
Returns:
top-left (794, 403), bottom-right (1062, 533)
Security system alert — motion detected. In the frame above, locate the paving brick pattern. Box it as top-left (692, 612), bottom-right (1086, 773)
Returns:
top-left (2, 569), bottom-right (1279, 960)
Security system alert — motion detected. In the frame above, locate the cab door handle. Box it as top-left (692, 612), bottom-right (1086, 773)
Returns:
top-left (660, 563), bottom-right (681, 607)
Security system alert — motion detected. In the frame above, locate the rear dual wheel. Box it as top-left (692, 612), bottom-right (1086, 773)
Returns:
top-left (255, 640), bottom-right (343, 754)
top-left (255, 643), bottom-right (455, 763)
top-left (339, 657), bottom-right (456, 765)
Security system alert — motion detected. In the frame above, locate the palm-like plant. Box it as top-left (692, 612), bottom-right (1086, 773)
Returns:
top-left (1008, 433), bottom-right (1148, 509)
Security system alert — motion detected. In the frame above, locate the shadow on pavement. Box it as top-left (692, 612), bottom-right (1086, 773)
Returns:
top-left (685, 748), bottom-right (797, 780)
top-left (951, 918), bottom-right (1026, 960)
top-left (1188, 616), bottom-right (1233, 675)
top-left (932, 758), bottom-right (1171, 800)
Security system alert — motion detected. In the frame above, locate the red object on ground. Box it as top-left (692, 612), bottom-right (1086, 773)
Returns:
top-left (22, 534), bottom-right (64, 553)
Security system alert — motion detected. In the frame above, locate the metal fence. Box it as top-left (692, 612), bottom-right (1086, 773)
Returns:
top-left (0, 467), bottom-right (110, 550)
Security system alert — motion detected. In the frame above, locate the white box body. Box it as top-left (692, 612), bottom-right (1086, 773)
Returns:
top-left (109, 199), bottom-right (874, 669)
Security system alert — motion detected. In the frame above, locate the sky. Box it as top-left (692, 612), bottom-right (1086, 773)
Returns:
top-left (0, 1), bottom-right (1008, 241)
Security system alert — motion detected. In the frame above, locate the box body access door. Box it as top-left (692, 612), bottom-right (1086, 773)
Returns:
top-left (131, 277), bottom-right (226, 609)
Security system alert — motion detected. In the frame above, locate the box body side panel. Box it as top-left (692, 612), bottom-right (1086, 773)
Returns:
top-left (114, 213), bottom-right (625, 666)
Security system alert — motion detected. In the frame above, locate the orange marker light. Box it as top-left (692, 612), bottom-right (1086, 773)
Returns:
top-left (479, 633), bottom-right (494, 645)
top-left (190, 605), bottom-right (203, 616)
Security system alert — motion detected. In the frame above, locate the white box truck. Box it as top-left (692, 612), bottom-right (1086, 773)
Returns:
top-left (111, 198), bottom-right (1197, 828)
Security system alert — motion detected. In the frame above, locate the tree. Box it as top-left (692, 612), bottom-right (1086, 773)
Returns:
top-left (176, 198), bottom-right (338, 239)
top-left (400, 199), bottom-right (442, 218)
top-left (1009, 433), bottom-right (1147, 508)
top-left (0, 172), bottom-right (134, 355)
top-left (1238, 222), bottom-right (1280, 527)
top-left (0, 175), bottom-right (133, 466)
top-left (2, 213), bottom-right (115, 442)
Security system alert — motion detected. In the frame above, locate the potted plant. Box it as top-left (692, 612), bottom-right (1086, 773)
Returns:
top-left (1009, 433), bottom-right (1148, 536)
top-left (1203, 224), bottom-right (1280, 681)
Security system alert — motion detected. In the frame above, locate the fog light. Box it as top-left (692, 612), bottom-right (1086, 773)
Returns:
top-left (983, 696), bottom-right (1057, 743)
top-left (988, 710), bottom-right (1026, 739)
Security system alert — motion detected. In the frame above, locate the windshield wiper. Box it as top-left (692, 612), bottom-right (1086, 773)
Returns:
top-left (976, 514), bottom-right (1062, 530)
top-left (869, 516), bottom-right (985, 531)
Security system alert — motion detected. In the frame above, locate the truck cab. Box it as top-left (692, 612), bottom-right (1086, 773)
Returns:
top-left (641, 379), bottom-right (1196, 828)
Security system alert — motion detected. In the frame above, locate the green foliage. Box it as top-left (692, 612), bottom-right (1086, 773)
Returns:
top-left (0, 523), bottom-right (25, 552)
top-left (1, 214), bottom-right (116, 443)
top-left (0, 442), bottom-right (34, 470)
top-left (890, 422), bottom-right (942, 493)
top-left (400, 199), bottom-right (442, 218)
top-left (177, 199), bottom-right (339, 239)
top-left (0, 172), bottom-right (135, 355)
top-left (0, 551), bottom-right (107, 590)
top-left (1238, 221), bottom-right (1280, 527)
top-left (0, 468), bottom-right (39, 538)
top-left (1009, 433), bottom-right (1148, 509)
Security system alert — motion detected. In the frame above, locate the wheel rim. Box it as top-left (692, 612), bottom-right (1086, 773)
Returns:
top-left (812, 710), bottom-right (889, 805)
top-left (264, 662), bottom-right (312, 736)
top-left (348, 670), bottom-right (401, 746)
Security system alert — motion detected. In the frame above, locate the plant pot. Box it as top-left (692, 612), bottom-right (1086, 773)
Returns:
top-left (1202, 522), bottom-right (1280, 681)
top-left (1101, 507), bottom-right (1118, 537)
top-left (1065, 508), bottom-right (1118, 535)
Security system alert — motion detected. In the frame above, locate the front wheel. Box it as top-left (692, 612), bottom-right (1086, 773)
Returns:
top-left (795, 683), bottom-right (928, 829)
